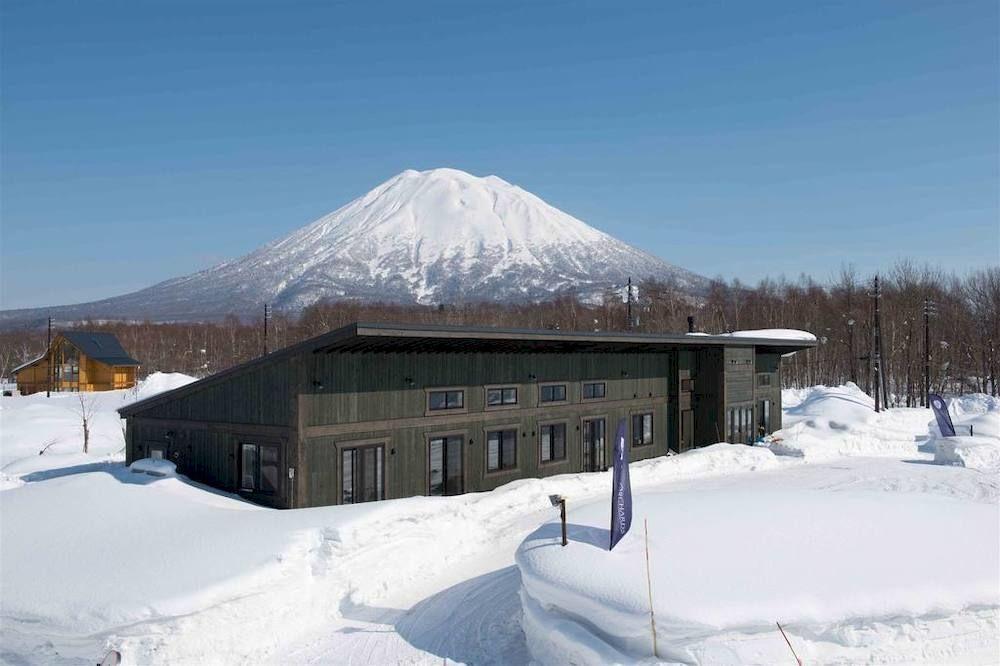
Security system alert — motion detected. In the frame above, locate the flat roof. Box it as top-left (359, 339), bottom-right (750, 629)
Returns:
top-left (120, 322), bottom-right (814, 416)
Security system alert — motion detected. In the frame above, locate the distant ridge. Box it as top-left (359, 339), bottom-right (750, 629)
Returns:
top-left (1, 168), bottom-right (708, 325)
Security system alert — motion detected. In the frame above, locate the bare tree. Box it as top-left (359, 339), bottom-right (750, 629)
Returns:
top-left (72, 394), bottom-right (98, 454)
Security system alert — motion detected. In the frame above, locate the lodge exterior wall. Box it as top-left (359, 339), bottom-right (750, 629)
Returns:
top-left (122, 326), bottom-right (807, 510)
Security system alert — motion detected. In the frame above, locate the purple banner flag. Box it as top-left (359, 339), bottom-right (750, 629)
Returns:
top-left (609, 417), bottom-right (632, 551)
top-left (929, 393), bottom-right (956, 437)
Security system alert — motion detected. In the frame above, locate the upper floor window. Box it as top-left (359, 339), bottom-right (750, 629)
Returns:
top-left (757, 374), bottom-right (772, 387)
top-left (486, 387), bottom-right (518, 407)
top-left (428, 389), bottom-right (464, 411)
top-left (582, 382), bottom-right (606, 400)
top-left (680, 378), bottom-right (694, 392)
top-left (539, 384), bottom-right (567, 403)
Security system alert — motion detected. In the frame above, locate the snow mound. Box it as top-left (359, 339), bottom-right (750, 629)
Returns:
top-left (766, 383), bottom-right (941, 460)
top-left (129, 458), bottom-right (178, 477)
top-left (517, 488), bottom-right (1000, 664)
top-left (723, 328), bottom-right (816, 341)
top-left (934, 435), bottom-right (1000, 473)
top-left (129, 372), bottom-right (197, 402)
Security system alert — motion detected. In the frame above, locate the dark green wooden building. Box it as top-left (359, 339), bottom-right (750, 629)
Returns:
top-left (119, 323), bottom-right (814, 509)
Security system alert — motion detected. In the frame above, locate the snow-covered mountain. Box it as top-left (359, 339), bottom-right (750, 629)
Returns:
top-left (1, 168), bottom-right (708, 323)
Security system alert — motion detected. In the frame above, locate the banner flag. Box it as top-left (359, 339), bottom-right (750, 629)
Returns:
top-left (609, 417), bottom-right (633, 551)
top-left (929, 393), bottom-right (956, 437)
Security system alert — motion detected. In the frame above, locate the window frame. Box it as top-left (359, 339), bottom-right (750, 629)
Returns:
top-left (537, 382), bottom-right (569, 406)
top-left (425, 387), bottom-right (467, 415)
top-left (339, 439), bottom-right (386, 505)
top-left (538, 421), bottom-right (568, 464)
top-left (581, 381), bottom-right (607, 401)
top-left (426, 430), bottom-right (466, 496)
top-left (484, 385), bottom-right (519, 410)
top-left (631, 412), bottom-right (654, 448)
top-left (485, 427), bottom-right (519, 474)
top-left (238, 441), bottom-right (281, 495)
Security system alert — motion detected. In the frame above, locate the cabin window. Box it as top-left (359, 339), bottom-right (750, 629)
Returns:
top-left (149, 446), bottom-right (165, 460)
top-left (239, 442), bottom-right (279, 494)
top-left (757, 374), bottom-right (772, 387)
top-left (486, 429), bottom-right (517, 472)
top-left (428, 389), bottom-right (464, 411)
top-left (342, 444), bottom-right (384, 504)
top-left (539, 423), bottom-right (567, 462)
top-left (582, 382), bottom-right (606, 400)
top-left (539, 384), bottom-right (567, 403)
top-left (680, 378), bottom-right (694, 392)
top-left (759, 399), bottom-right (772, 434)
top-left (631, 413), bottom-right (653, 447)
top-left (486, 387), bottom-right (518, 407)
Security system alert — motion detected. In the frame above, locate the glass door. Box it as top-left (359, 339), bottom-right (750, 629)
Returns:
top-left (341, 444), bottom-right (384, 504)
top-left (428, 435), bottom-right (463, 496)
top-left (582, 418), bottom-right (606, 472)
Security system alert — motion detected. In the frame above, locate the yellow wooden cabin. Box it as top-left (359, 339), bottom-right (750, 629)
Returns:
top-left (13, 331), bottom-right (140, 395)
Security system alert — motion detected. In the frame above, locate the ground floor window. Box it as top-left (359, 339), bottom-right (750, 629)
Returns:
top-left (631, 412), bottom-right (653, 448)
top-left (240, 442), bottom-right (280, 494)
top-left (487, 429), bottom-right (517, 472)
top-left (342, 444), bottom-right (384, 504)
top-left (429, 435), bottom-right (463, 496)
top-left (759, 399), bottom-right (772, 435)
top-left (539, 423), bottom-right (567, 462)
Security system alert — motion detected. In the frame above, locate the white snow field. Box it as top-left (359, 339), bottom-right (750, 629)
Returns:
top-left (1, 381), bottom-right (998, 665)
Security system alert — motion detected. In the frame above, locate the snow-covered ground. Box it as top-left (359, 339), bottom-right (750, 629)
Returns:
top-left (1, 381), bottom-right (997, 665)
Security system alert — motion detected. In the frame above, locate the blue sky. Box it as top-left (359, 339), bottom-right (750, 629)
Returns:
top-left (2, 0), bottom-right (997, 309)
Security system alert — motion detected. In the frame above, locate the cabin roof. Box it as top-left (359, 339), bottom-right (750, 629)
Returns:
top-left (60, 331), bottom-right (141, 366)
top-left (119, 321), bottom-right (815, 416)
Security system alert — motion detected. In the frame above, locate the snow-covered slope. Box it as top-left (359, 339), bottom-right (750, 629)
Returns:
top-left (0, 169), bottom-right (707, 323)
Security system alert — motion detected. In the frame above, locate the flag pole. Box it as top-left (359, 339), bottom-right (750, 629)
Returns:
top-left (644, 518), bottom-right (658, 659)
top-left (776, 621), bottom-right (802, 666)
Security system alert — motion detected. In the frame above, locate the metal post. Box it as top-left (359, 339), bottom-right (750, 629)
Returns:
top-left (46, 316), bottom-right (52, 398)
top-left (560, 498), bottom-right (567, 547)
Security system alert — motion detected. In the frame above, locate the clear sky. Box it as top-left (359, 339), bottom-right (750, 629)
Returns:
top-left (2, 0), bottom-right (997, 309)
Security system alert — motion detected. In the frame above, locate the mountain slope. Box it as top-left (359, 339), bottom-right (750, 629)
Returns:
top-left (2, 168), bottom-right (708, 324)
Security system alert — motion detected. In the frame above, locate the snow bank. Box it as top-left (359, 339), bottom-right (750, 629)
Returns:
top-left (0, 372), bottom-right (196, 486)
top-left (766, 383), bottom-right (937, 460)
top-left (517, 487), bottom-right (1000, 664)
top-left (934, 435), bottom-right (1000, 473)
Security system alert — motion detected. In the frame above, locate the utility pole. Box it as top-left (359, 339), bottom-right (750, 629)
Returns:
top-left (872, 275), bottom-right (882, 412)
top-left (923, 298), bottom-right (934, 407)
top-left (46, 316), bottom-right (52, 398)
top-left (263, 303), bottom-right (271, 356)
top-left (626, 277), bottom-right (633, 331)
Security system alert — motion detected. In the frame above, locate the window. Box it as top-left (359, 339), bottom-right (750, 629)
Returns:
top-left (582, 382), bottom-right (606, 400)
top-left (239, 442), bottom-right (280, 494)
top-left (759, 399), bottom-right (772, 434)
top-left (429, 435), bottom-right (463, 496)
top-left (540, 423), bottom-right (567, 462)
top-left (539, 384), bottom-right (567, 403)
top-left (487, 429), bottom-right (517, 472)
top-left (428, 389), bottom-right (464, 411)
top-left (342, 444), bottom-right (384, 504)
top-left (757, 374), bottom-right (772, 387)
top-left (486, 387), bottom-right (518, 407)
top-left (149, 446), bottom-right (165, 460)
top-left (631, 413), bottom-right (653, 447)
top-left (680, 378), bottom-right (694, 392)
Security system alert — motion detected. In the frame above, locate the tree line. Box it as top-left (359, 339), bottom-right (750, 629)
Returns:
top-left (2, 262), bottom-right (997, 403)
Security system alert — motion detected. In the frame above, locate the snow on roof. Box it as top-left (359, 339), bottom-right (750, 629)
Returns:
top-left (11, 355), bottom-right (44, 375)
top-left (723, 328), bottom-right (817, 341)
